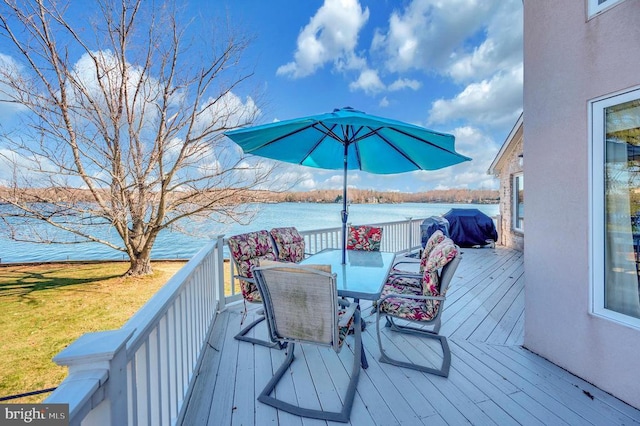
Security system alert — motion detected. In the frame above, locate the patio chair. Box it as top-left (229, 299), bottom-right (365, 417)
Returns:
top-left (375, 238), bottom-right (460, 377)
top-left (347, 224), bottom-right (383, 251)
top-left (369, 230), bottom-right (449, 315)
top-left (227, 230), bottom-right (283, 348)
top-left (252, 262), bottom-right (362, 423)
top-left (269, 226), bottom-right (306, 263)
top-left (391, 229), bottom-right (447, 276)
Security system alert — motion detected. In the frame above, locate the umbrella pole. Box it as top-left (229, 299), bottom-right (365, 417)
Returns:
top-left (342, 142), bottom-right (348, 264)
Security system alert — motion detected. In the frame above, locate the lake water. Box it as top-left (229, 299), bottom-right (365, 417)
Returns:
top-left (0, 202), bottom-right (498, 263)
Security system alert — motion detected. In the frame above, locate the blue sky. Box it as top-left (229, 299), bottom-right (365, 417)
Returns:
top-left (219, 0), bottom-right (523, 192)
top-left (0, 0), bottom-right (523, 193)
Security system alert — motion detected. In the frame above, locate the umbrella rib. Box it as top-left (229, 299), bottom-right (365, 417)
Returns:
top-left (371, 128), bottom-right (422, 169)
top-left (317, 122), bottom-right (348, 143)
top-left (388, 127), bottom-right (464, 157)
top-left (246, 123), bottom-right (317, 151)
top-left (297, 124), bottom-right (336, 165)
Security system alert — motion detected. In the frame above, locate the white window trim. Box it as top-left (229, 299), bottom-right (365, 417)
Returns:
top-left (588, 0), bottom-right (625, 18)
top-left (590, 86), bottom-right (640, 329)
top-left (512, 173), bottom-right (524, 233)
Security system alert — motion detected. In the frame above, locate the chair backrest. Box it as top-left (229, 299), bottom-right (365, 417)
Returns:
top-left (438, 250), bottom-right (461, 297)
top-left (253, 262), bottom-right (342, 351)
top-left (270, 227), bottom-right (305, 263)
top-left (422, 238), bottom-right (459, 297)
top-left (227, 230), bottom-right (278, 279)
top-left (420, 230), bottom-right (447, 272)
top-left (227, 230), bottom-right (278, 302)
top-left (422, 241), bottom-right (460, 320)
top-left (346, 225), bottom-right (383, 251)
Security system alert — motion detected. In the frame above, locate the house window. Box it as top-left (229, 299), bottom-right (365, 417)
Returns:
top-left (588, 0), bottom-right (625, 18)
top-left (513, 173), bottom-right (524, 232)
top-left (591, 87), bottom-right (640, 327)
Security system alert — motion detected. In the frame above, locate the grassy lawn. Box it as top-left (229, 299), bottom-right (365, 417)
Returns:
top-left (0, 261), bottom-right (188, 403)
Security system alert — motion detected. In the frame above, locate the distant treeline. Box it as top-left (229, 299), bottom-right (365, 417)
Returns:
top-left (266, 189), bottom-right (499, 204)
top-left (0, 186), bottom-right (499, 205)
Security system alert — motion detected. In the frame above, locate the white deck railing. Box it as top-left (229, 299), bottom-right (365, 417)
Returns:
top-left (221, 218), bottom-right (424, 310)
top-left (45, 218), bottom-right (426, 425)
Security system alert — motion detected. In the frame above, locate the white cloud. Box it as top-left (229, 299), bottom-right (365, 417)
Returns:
top-left (450, 126), bottom-right (500, 188)
top-left (325, 174), bottom-right (347, 188)
top-left (379, 96), bottom-right (389, 107)
top-left (277, 0), bottom-right (369, 78)
top-left (0, 147), bottom-right (64, 187)
top-left (365, 0), bottom-right (522, 133)
top-left (0, 54), bottom-right (29, 117)
top-left (371, 0), bottom-right (500, 74)
top-left (349, 68), bottom-right (385, 94)
top-left (428, 63), bottom-right (523, 129)
top-left (388, 78), bottom-right (421, 92)
top-left (446, 1), bottom-right (523, 83)
top-left (197, 91), bottom-right (260, 132)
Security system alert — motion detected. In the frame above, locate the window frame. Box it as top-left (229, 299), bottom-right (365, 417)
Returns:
top-left (587, 0), bottom-right (625, 18)
top-left (512, 172), bottom-right (524, 233)
top-left (590, 86), bottom-right (640, 329)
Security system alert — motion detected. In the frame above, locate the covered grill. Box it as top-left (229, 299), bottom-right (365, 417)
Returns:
top-left (420, 216), bottom-right (450, 248)
top-left (443, 208), bottom-right (497, 248)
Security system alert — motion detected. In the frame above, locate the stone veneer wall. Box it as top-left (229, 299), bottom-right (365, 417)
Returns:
top-left (496, 131), bottom-right (524, 251)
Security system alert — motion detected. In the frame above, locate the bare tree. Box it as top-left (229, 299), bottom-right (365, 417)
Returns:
top-left (0, 0), bottom-right (275, 275)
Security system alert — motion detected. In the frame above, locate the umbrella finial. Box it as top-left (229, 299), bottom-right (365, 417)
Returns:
top-left (335, 106), bottom-right (363, 114)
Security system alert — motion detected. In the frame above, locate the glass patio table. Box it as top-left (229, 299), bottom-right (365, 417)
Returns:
top-left (301, 249), bottom-right (396, 369)
top-left (301, 249), bottom-right (396, 301)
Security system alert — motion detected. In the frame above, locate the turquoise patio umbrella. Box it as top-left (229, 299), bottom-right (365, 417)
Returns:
top-left (224, 107), bottom-right (471, 263)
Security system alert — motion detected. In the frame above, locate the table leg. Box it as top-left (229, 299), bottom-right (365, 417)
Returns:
top-left (353, 298), bottom-right (366, 331)
top-left (361, 345), bottom-right (369, 369)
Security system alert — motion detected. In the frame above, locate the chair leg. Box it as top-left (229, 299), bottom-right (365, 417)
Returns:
top-left (376, 312), bottom-right (451, 377)
top-left (258, 312), bottom-right (362, 423)
top-left (234, 314), bottom-right (284, 349)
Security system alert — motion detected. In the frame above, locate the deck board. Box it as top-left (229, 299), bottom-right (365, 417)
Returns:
top-left (180, 247), bottom-right (640, 425)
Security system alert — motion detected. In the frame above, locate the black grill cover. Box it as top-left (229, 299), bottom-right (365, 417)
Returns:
top-left (420, 216), bottom-right (450, 248)
top-left (443, 208), bottom-right (498, 248)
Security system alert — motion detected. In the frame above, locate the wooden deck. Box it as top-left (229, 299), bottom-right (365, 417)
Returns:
top-left (181, 247), bottom-right (640, 425)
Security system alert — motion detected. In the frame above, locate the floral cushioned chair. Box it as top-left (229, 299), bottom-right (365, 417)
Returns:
top-left (390, 229), bottom-right (447, 277)
top-left (270, 227), bottom-right (306, 263)
top-left (346, 225), bottom-right (383, 251)
top-left (227, 230), bottom-right (283, 348)
top-left (375, 237), bottom-right (460, 377)
top-left (252, 261), bottom-right (362, 423)
top-left (370, 230), bottom-right (449, 314)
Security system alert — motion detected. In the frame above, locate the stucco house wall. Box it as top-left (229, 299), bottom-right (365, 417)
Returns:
top-left (524, 0), bottom-right (640, 409)
top-left (489, 116), bottom-right (524, 251)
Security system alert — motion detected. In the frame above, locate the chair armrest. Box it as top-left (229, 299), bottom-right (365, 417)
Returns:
top-left (233, 274), bottom-right (255, 284)
top-left (378, 292), bottom-right (446, 304)
top-left (391, 258), bottom-right (421, 274)
top-left (392, 258), bottom-right (420, 267)
top-left (338, 303), bottom-right (359, 328)
top-left (386, 272), bottom-right (422, 285)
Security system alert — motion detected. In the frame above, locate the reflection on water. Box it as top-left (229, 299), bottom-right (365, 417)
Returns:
top-left (0, 202), bottom-right (498, 263)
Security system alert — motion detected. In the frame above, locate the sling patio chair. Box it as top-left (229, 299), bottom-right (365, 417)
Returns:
top-left (227, 230), bottom-right (284, 349)
top-left (252, 261), bottom-right (362, 423)
top-left (346, 224), bottom-right (383, 251)
top-left (269, 226), bottom-right (307, 263)
top-left (375, 238), bottom-right (460, 377)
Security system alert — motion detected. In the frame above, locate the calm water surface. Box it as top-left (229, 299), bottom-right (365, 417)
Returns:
top-left (0, 202), bottom-right (498, 263)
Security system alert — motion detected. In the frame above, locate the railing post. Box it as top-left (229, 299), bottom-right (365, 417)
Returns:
top-left (47, 329), bottom-right (133, 426)
top-left (406, 217), bottom-right (413, 254)
top-left (216, 234), bottom-right (226, 312)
